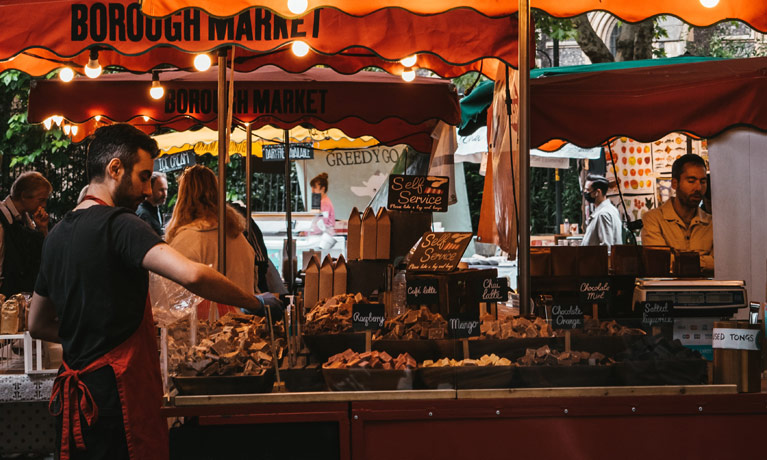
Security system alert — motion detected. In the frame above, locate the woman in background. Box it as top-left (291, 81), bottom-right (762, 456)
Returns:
top-left (308, 172), bottom-right (335, 236)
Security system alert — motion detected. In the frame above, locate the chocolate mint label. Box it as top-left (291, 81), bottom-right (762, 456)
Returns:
top-left (387, 175), bottom-right (449, 212)
top-left (578, 278), bottom-right (611, 305)
top-left (551, 304), bottom-right (584, 330)
top-left (640, 301), bottom-right (674, 328)
top-left (406, 278), bottom-right (440, 305)
top-left (476, 277), bottom-right (509, 302)
top-left (448, 314), bottom-right (480, 338)
top-left (352, 303), bottom-right (386, 331)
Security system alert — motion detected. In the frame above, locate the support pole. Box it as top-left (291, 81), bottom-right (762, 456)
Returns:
top-left (217, 50), bottom-right (227, 274)
top-left (518, 0), bottom-right (531, 315)
top-left (246, 124), bottom-right (252, 240)
top-left (284, 129), bottom-right (293, 293)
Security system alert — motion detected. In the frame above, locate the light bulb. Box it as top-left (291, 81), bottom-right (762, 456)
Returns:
top-left (71, 125), bottom-right (78, 136)
top-left (194, 53), bottom-right (211, 71)
top-left (402, 69), bottom-right (416, 82)
top-left (287, 0), bottom-right (308, 15)
top-left (63, 124), bottom-right (71, 135)
top-left (400, 55), bottom-right (417, 68)
top-left (143, 115), bottom-right (150, 122)
top-left (94, 115), bottom-right (102, 122)
top-left (59, 67), bottom-right (74, 82)
top-left (43, 118), bottom-right (52, 130)
top-left (700, 0), bottom-right (719, 7)
top-left (291, 41), bottom-right (310, 57)
top-left (85, 49), bottom-right (102, 78)
top-left (52, 115), bottom-right (63, 126)
top-left (150, 82), bottom-right (164, 99)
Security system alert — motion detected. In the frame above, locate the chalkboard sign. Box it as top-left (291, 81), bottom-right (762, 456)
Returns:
top-left (311, 193), bottom-right (322, 210)
top-left (579, 278), bottom-right (611, 305)
top-left (387, 175), bottom-right (449, 212)
top-left (262, 143), bottom-right (314, 161)
top-left (407, 232), bottom-right (473, 272)
top-left (551, 304), bottom-right (584, 330)
top-left (352, 303), bottom-right (386, 331)
top-left (154, 149), bottom-right (196, 173)
top-left (475, 277), bottom-right (509, 302)
top-left (406, 278), bottom-right (440, 305)
top-left (639, 301), bottom-right (674, 328)
top-left (447, 313), bottom-right (480, 338)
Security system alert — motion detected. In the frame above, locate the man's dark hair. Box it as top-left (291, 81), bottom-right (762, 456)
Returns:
top-left (586, 174), bottom-right (609, 195)
top-left (87, 124), bottom-right (159, 182)
top-left (671, 154), bottom-right (707, 180)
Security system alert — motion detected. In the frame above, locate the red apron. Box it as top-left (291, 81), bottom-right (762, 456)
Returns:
top-left (49, 297), bottom-right (169, 460)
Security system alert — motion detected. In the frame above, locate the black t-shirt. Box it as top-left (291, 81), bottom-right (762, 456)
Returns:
top-left (35, 205), bottom-right (163, 370)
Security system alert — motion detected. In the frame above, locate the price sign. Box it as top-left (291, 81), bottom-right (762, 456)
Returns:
top-left (387, 175), bottom-right (449, 212)
top-left (447, 313), bottom-right (480, 338)
top-left (578, 278), bottom-right (611, 305)
top-left (551, 304), bottom-right (584, 330)
top-left (475, 277), bottom-right (509, 302)
top-left (262, 143), bottom-right (314, 161)
top-left (407, 232), bottom-right (473, 272)
top-left (406, 278), bottom-right (440, 305)
top-left (639, 301), bottom-right (674, 328)
top-left (352, 303), bottom-right (386, 331)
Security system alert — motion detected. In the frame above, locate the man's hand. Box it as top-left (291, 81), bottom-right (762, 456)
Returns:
top-left (253, 293), bottom-right (284, 321)
top-left (32, 207), bottom-right (49, 235)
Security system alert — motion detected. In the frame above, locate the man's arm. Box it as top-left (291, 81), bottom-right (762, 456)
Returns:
top-left (142, 243), bottom-right (262, 311)
top-left (640, 211), bottom-right (667, 246)
top-left (28, 294), bottom-right (60, 343)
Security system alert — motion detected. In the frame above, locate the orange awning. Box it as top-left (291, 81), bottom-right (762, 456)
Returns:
top-left (140, 0), bottom-right (767, 32)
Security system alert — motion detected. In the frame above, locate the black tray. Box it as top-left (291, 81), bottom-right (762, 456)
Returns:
top-left (418, 366), bottom-right (515, 390)
top-left (172, 368), bottom-right (275, 395)
top-left (515, 365), bottom-right (614, 388)
top-left (282, 366), bottom-right (326, 392)
top-left (613, 359), bottom-right (708, 386)
top-left (322, 368), bottom-right (414, 391)
top-left (303, 333), bottom-right (365, 363)
top-left (373, 339), bottom-right (459, 362)
top-left (469, 338), bottom-right (560, 360)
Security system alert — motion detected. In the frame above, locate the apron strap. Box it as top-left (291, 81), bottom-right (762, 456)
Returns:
top-left (50, 360), bottom-right (105, 459)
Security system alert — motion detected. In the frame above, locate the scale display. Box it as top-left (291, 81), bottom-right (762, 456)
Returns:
top-left (646, 290), bottom-right (744, 307)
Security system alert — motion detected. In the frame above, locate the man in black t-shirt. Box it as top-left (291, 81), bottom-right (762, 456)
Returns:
top-left (28, 124), bottom-right (266, 460)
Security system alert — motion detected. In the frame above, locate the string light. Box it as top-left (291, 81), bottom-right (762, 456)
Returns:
top-left (143, 116), bottom-right (150, 122)
top-left (194, 53), bottom-right (212, 71)
top-left (63, 124), bottom-right (71, 135)
top-left (59, 67), bottom-right (74, 82)
top-left (149, 71), bottom-right (164, 99)
top-left (52, 115), bottom-right (63, 126)
top-left (700, 0), bottom-right (719, 7)
top-left (402, 69), bottom-right (416, 82)
top-left (291, 41), bottom-right (310, 57)
top-left (287, 0), bottom-right (308, 15)
top-left (84, 49), bottom-right (102, 79)
top-left (43, 118), bottom-right (53, 130)
top-left (400, 55), bottom-right (417, 68)
top-left (95, 115), bottom-right (102, 122)
top-left (71, 125), bottom-right (78, 136)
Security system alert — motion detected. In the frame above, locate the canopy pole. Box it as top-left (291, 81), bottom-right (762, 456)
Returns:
top-left (217, 50), bottom-right (227, 274)
top-left (246, 123), bottom-right (252, 241)
top-left (518, 0), bottom-right (531, 315)
top-left (284, 129), bottom-right (293, 294)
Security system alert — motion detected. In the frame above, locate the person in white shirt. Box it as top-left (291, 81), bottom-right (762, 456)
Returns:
top-left (0, 171), bottom-right (51, 296)
top-left (580, 174), bottom-right (623, 248)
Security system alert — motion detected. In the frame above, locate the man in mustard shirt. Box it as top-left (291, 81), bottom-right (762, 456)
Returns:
top-left (641, 154), bottom-right (713, 274)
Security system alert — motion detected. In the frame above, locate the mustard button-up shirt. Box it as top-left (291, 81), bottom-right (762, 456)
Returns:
top-left (640, 198), bottom-right (714, 273)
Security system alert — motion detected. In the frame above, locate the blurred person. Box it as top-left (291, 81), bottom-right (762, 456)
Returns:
top-left (28, 124), bottom-right (265, 460)
top-left (136, 171), bottom-right (167, 236)
top-left (308, 172), bottom-right (335, 236)
top-left (165, 165), bottom-right (282, 319)
top-left (0, 171), bottom-right (51, 296)
top-left (580, 174), bottom-right (623, 248)
top-left (641, 154), bottom-right (713, 273)
top-left (231, 201), bottom-right (287, 295)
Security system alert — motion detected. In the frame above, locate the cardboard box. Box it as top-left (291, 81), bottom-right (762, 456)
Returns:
top-left (375, 207), bottom-right (391, 260)
top-left (346, 207), bottom-right (361, 260)
top-left (333, 255), bottom-right (348, 296)
top-left (319, 254), bottom-right (335, 301)
top-left (360, 207), bottom-right (377, 260)
top-left (303, 255), bottom-right (321, 310)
